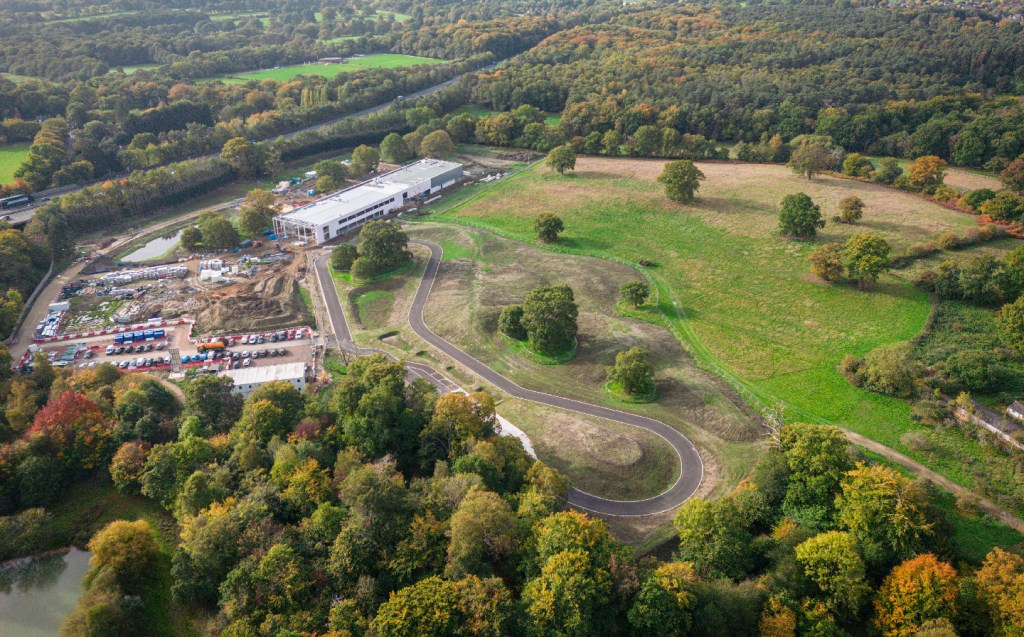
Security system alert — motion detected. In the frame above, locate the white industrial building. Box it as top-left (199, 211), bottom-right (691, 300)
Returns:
top-left (221, 362), bottom-right (308, 398)
top-left (272, 158), bottom-right (463, 244)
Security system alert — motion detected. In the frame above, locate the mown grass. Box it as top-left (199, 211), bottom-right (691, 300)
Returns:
top-left (432, 157), bottom-right (1024, 517)
top-left (406, 222), bottom-right (763, 504)
top-left (214, 54), bottom-right (442, 84)
top-left (354, 289), bottom-right (395, 330)
top-left (0, 143), bottom-right (30, 185)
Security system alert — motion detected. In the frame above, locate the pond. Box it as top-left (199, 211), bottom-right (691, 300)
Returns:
top-left (121, 228), bottom-right (184, 263)
top-left (0, 548), bottom-right (91, 636)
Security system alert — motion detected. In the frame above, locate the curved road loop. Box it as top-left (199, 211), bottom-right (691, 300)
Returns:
top-left (313, 240), bottom-right (704, 516)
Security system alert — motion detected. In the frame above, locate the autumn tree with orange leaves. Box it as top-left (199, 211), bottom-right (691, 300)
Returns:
top-left (27, 391), bottom-right (115, 471)
top-left (874, 554), bottom-right (958, 637)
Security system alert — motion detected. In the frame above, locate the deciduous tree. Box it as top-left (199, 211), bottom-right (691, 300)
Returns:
top-left (874, 554), bottom-right (958, 637)
top-left (809, 243), bottom-right (844, 282)
top-left (331, 243), bottom-right (358, 272)
top-left (778, 193), bottom-right (825, 238)
top-left (673, 496), bottom-right (752, 579)
top-left (521, 284), bottom-right (578, 355)
top-left (350, 144), bottom-right (380, 176)
top-left (420, 130), bottom-right (455, 158)
top-left (794, 531), bottom-right (870, 618)
top-left (237, 188), bottom-right (280, 238)
top-left (779, 423), bottom-right (851, 529)
top-left (533, 213), bottom-right (564, 242)
top-left (606, 346), bottom-right (655, 397)
top-left (547, 145), bottom-right (577, 175)
top-left (628, 562), bottom-right (698, 635)
top-left (843, 232), bottom-right (890, 288)
top-left (837, 196), bottom-right (864, 224)
top-left (619, 280), bottom-right (651, 307)
top-left (658, 160), bottom-right (705, 203)
top-left (974, 548), bottom-right (1024, 636)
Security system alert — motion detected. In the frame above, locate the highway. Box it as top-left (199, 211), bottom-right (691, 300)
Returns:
top-left (6, 63), bottom-right (494, 227)
top-left (312, 241), bottom-right (704, 517)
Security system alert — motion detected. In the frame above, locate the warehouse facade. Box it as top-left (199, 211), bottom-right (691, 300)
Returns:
top-left (273, 159), bottom-right (463, 244)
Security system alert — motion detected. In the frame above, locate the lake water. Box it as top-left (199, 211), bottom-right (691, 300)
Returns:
top-left (121, 229), bottom-right (184, 263)
top-left (0, 548), bottom-right (91, 637)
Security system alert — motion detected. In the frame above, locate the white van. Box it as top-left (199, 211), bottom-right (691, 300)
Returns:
top-left (105, 345), bottom-right (115, 355)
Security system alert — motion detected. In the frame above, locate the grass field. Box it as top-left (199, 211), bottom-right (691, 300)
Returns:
top-left (864, 155), bottom-right (1003, 192)
top-left (0, 72), bottom-right (35, 84)
top-left (0, 143), bottom-right (30, 185)
top-left (353, 289), bottom-right (395, 330)
top-left (41, 10), bottom-right (139, 24)
top-left (429, 156), bottom-right (1024, 516)
top-left (212, 54), bottom-right (442, 84)
top-left (407, 223), bottom-right (763, 501)
top-left (117, 64), bottom-right (161, 74)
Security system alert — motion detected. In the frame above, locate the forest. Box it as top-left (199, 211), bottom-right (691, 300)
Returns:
top-left (1, 1), bottom-right (1024, 635)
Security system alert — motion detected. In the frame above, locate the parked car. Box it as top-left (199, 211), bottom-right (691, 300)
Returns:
top-left (125, 345), bottom-right (135, 353)
top-left (242, 358), bottom-right (252, 367)
top-left (105, 345), bottom-right (115, 355)
top-left (156, 342), bottom-right (165, 350)
top-left (115, 346), bottom-right (124, 355)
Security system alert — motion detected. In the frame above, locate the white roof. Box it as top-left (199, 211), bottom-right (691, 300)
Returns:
top-left (221, 361), bottom-right (306, 386)
top-left (277, 159), bottom-right (462, 227)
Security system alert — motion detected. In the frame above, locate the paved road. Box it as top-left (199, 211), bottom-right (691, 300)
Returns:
top-left (312, 242), bottom-right (704, 516)
top-left (7, 63), bottom-right (495, 226)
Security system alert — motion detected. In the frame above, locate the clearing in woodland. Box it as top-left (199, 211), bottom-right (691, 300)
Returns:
top-left (431, 157), bottom-right (1024, 519)
top-left (332, 227), bottom-right (762, 546)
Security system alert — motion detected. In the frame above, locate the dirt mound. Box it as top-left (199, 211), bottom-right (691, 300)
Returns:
top-left (190, 258), bottom-right (313, 333)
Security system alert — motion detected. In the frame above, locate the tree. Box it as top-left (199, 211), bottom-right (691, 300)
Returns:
top-left (620, 280), bottom-right (651, 307)
top-left (446, 487), bottom-right (515, 579)
top-left (180, 225), bottom-right (202, 251)
top-left (523, 549), bottom-right (611, 637)
top-left (673, 496), bottom-right (752, 579)
top-left (974, 548), bottom-right (1024, 636)
top-left (521, 284), bottom-right (579, 355)
top-left (658, 160), bottom-right (705, 203)
top-left (979, 191), bottom-right (1024, 222)
top-left (221, 137), bottom-right (271, 178)
top-left (350, 144), bottom-right (380, 176)
top-left (533, 213), bottom-right (564, 242)
top-left (371, 575), bottom-right (514, 637)
top-left (997, 297), bottom-right (1024, 357)
top-left (860, 342), bottom-right (921, 397)
top-left (794, 531), bottom-right (870, 618)
top-left (843, 232), bottom-right (890, 288)
top-left (88, 520), bottom-right (162, 596)
top-left (779, 423), bottom-right (852, 529)
top-left (871, 158), bottom-right (904, 184)
top-left (837, 196), bottom-right (864, 224)
top-left (420, 130), bottom-right (455, 158)
top-left (836, 463), bottom-right (933, 574)
top-left (183, 374), bottom-right (241, 434)
top-left (28, 390), bottom-right (115, 471)
top-left (420, 392), bottom-right (496, 464)
top-left (606, 347), bottom-right (655, 397)
top-left (498, 304), bottom-right (526, 340)
top-left (197, 211), bottom-right (239, 250)
top-left (331, 243), bottom-right (358, 272)
top-left (547, 145), bottom-right (577, 175)
top-left (842, 153), bottom-right (873, 178)
top-left (628, 562), bottom-right (698, 635)
top-left (778, 193), bottom-right (825, 238)
top-left (109, 441), bottom-right (151, 494)
top-left (380, 132), bottom-right (413, 164)
top-left (808, 243), bottom-right (844, 282)
top-left (998, 156), bottom-right (1024, 194)
top-left (874, 554), bottom-right (958, 637)
top-left (906, 156), bottom-right (947, 193)
top-left (942, 349), bottom-right (996, 392)
top-left (315, 159), bottom-right (348, 193)
top-left (237, 188), bottom-right (279, 238)
top-left (355, 220), bottom-right (411, 276)
top-left (788, 143), bottom-right (834, 180)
